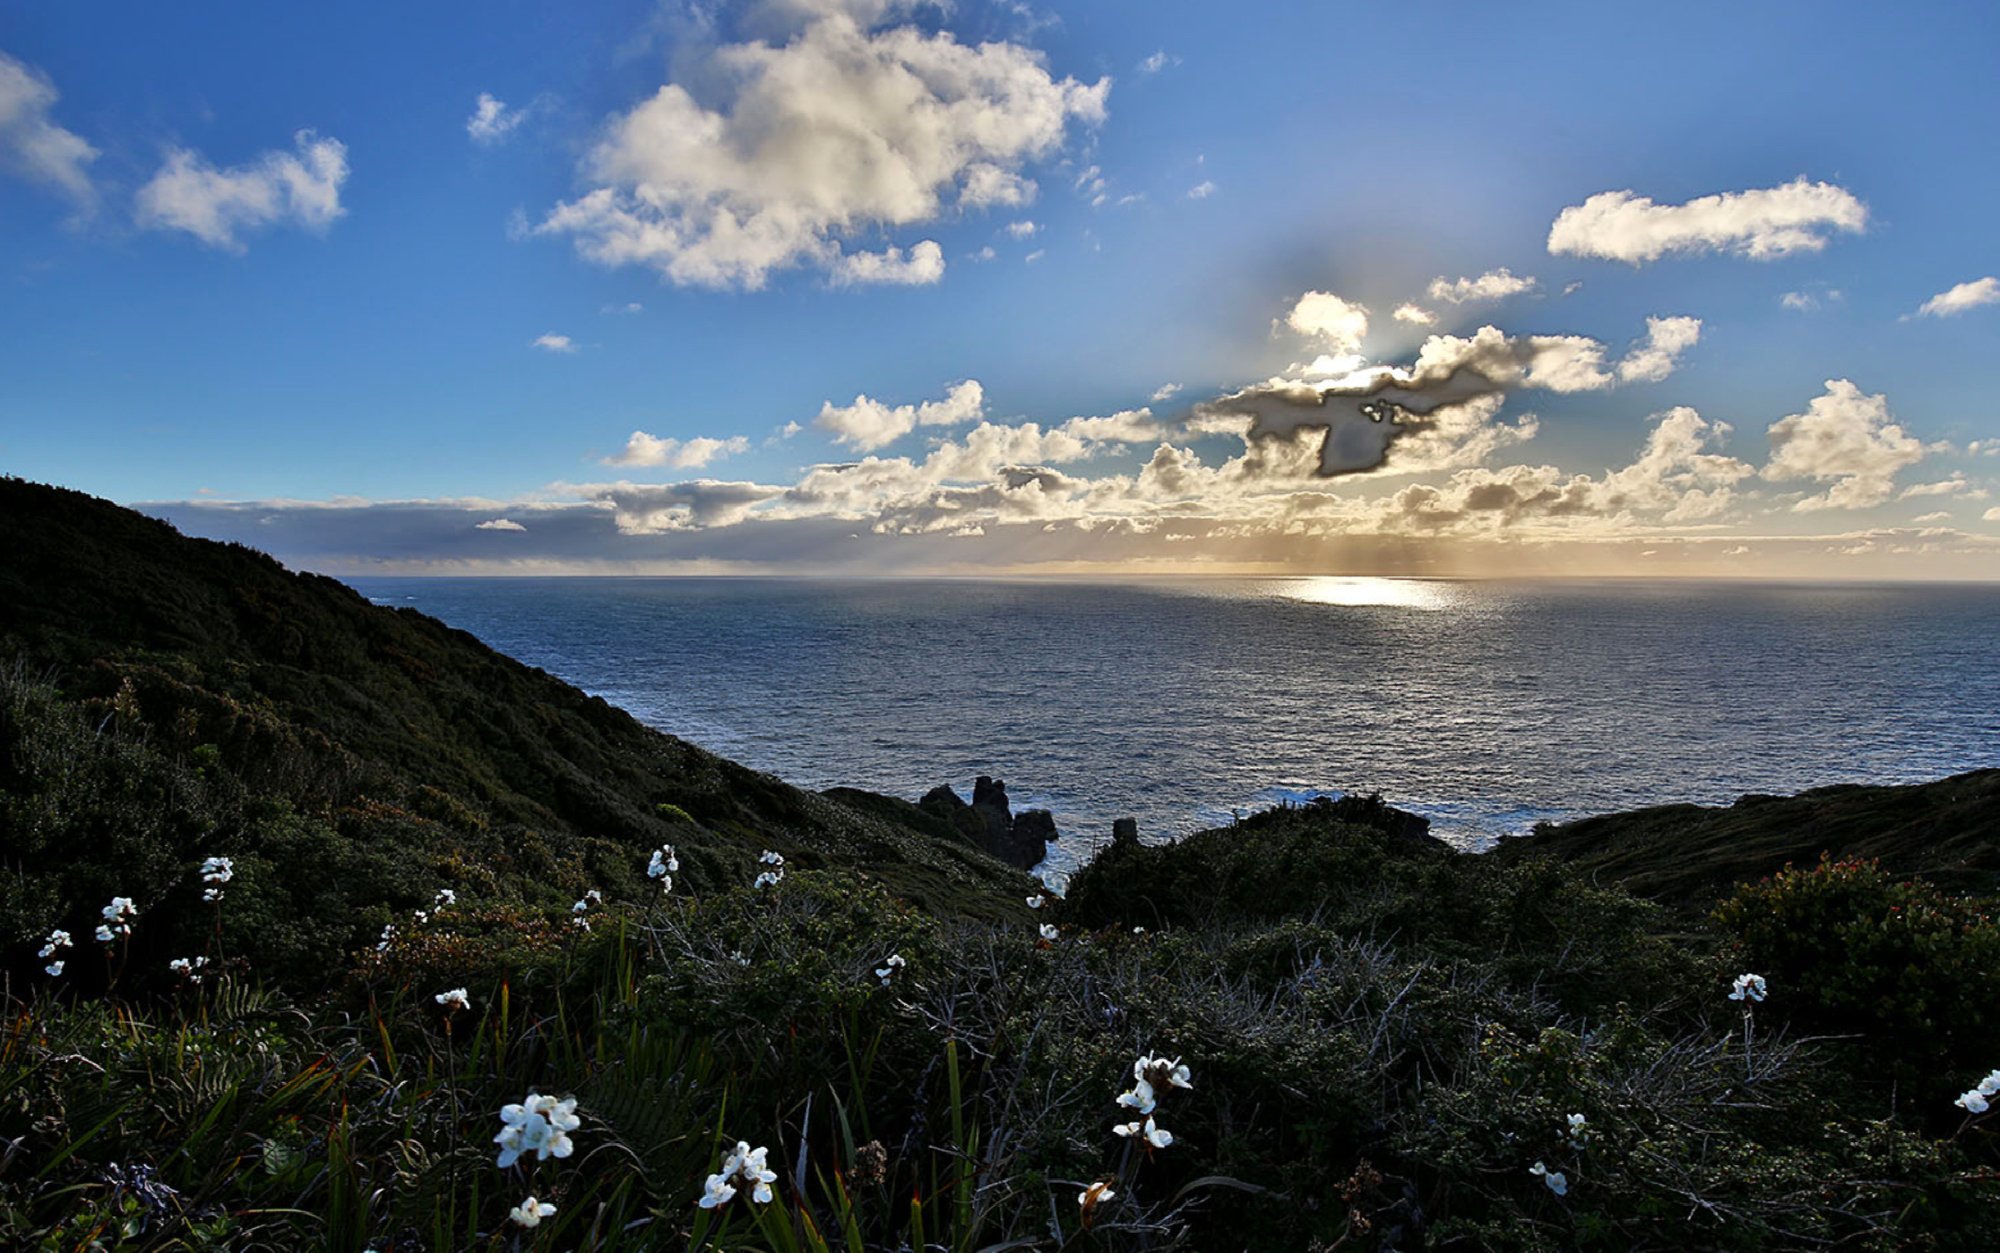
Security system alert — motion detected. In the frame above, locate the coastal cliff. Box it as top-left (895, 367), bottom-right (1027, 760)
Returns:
top-left (3, 476), bottom-right (1997, 1252)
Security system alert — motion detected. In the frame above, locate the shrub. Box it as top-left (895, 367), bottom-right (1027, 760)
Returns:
top-left (1713, 855), bottom-right (2000, 1106)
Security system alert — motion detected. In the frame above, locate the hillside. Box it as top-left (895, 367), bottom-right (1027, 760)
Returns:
top-left (0, 477), bottom-right (1035, 985)
top-left (1493, 769), bottom-right (2000, 906)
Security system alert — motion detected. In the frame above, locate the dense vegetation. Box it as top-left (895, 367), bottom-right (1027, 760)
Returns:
top-left (3, 478), bottom-right (1997, 1251)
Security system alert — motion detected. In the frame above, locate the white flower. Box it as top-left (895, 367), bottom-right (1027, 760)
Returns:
top-left (412, 910), bottom-right (429, 925)
top-left (1133, 926), bottom-right (1146, 935)
top-left (434, 888), bottom-right (456, 910)
top-left (170, 956), bottom-right (209, 982)
top-left (1956, 1089), bottom-right (1991, 1115)
top-left (1113, 1116), bottom-right (1172, 1149)
top-left (739, 1144), bottom-right (777, 1203)
top-left (38, 930), bottom-right (71, 959)
top-left (1728, 973), bottom-right (1768, 1002)
top-left (200, 856), bottom-right (234, 884)
top-left (875, 953), bottom-right (906, 985)
top-left (1026, 894), bottom-right (1045, 909)
top-left (698, 1173), bottom-right (737, 1208)
top-left (759, 850), bottom-right (785, 866)
top-left (1116, 1078), bottom-right (1157, 1115)
top-left (1565, 1112), bottom-right (1589, 1147)
top-left (1038, 923), bottom-right (1058, 941)
top-left (508, 1195), bottom-right (556, 1227)
top-left (377, 923), bottom-right (397, 952)
top-left (586, 889), bottom-right (603, 905)
top-left (730, 950), bottom-right (751, 966)
top-left (45, 961), bottom-right (64, 977)
top-left (753, 870), bottom-right (784, 889)
top-left (1134, 1055), bottom-right (1192, 1091)
top-left (702, 1141), bottom-right (775, 1206)
top-left (648, 846), bottom-right (679, 879)
top-left (495, 1092), bottom-right (579, 1167)
top-left (98, 897), bottom-right (137, 939)
top-left (435, 987), bottom-right (471, 1012)
top-left (1078, 1179), bottom-right (1116, 1214)
top-left (1529, 1162), bottom-right (1568, 1196)
top-left (202, 888), bottom-right (224, 902)
top-left (572, 914), bottom-right (592, 931)
top-left (1978, 1069), bottom-right (2000, 1098)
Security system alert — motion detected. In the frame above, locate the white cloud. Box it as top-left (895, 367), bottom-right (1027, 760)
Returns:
top-left (1005, 219), bottom-right (1038, 238)
top-left (1137, 50), bottom-right (1178, 74)
top-left (1056, 408), bottom-right (1162, 444)
top-left (597, 480), bottom-right (788, 532)
top-left (830, 239), bottom-right (945, 286)
top-left (1023, 248), bottom-right (1044, 263)
top-left (961, 163), bottom-right (1035, 208)
top-left (0, 49), bottom-right (97, 204)
top-left (1986, 506), bottom-right (2000, 523)
top-left (467, 93), bottom-right (532, 145)
top-left (1764, 379), bottom-right (1927, 510)
top-left (603, 301), bottom-right (644, 315)
top-left (476, 517), bottom-right (527, 531)
top-left (1779, 288), bottom-right (1842, 312)
top-left (135, 130), bottom-right (348, 251)
top-left (532, 333), bottom-right (577, 353)
top-left (1912, 511), bottom-right (1951, 524)
top-left (606, 432), bottom-right (752, 468)
top-left (1548, 177), bottom-right (1866, 264)
top-left (1186, 180), bottom-right (1215, 200)
top-left (1615, 315), bottom-right (1703, 384)
top-left (815, 378), bottom-right (985, 450)
top-left (1285, 291), bottom-right (1370, 355)
top-left (1150, 382), bottom-right (1182, 403)
top-left (1377, 408), bottom-right (1753, 530)
top-left (536, 10), bottom-right (1109, 289)
top-left (1392, 303), bottom-right (1437, 326)
top-left (1899, 474), bottom-right (1974, 499)
top-left (1916, 276), bottom-right (2000, 318)
top-left (1426, 267), bottom-right (1537, 304)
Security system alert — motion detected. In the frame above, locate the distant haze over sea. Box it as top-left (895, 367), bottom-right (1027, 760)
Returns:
top-left (347, 577), bottom-right (2000, 885)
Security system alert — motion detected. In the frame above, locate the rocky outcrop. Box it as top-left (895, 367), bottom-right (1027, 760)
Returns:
top-left (920, 775), bottom-right (1060, 870)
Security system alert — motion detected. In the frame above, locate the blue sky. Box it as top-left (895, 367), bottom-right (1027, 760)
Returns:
top-left (3, 0), bottom-right (1998, 576)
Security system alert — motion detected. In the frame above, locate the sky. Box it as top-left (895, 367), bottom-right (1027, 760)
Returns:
top-left (3, 0), bottom-right (1999, 578)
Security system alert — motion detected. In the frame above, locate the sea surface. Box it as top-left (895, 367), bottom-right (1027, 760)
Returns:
top-left (346, 576), bottom-right (2000, 883)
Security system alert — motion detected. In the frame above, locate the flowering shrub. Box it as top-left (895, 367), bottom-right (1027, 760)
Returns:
top-left (1714, 855), bottom-right (2000, 1099)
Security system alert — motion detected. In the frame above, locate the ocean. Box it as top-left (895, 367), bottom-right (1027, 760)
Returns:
top-left (345, 576), bottom-right (2000, 883)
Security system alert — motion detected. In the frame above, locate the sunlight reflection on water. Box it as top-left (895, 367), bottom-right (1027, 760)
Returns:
top-left (1268, 576), bottom-right (1461, 610)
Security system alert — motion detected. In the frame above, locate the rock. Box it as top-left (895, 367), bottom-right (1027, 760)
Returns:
top-left (919, 776), bottom-right (1061, 870)
top-left (919, 784), bottom-right (968, 815)
top-left (1112, 817), bottom-right (1139, 847)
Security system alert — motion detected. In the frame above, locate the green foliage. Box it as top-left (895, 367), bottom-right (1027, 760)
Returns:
top-left (1714, 856), bottom-right (2000, 1105)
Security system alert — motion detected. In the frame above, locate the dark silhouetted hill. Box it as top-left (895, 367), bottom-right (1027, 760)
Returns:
top-left (0, 477), bottom-right (1034, 984)
top-left (1492, 770), bottom-right (2000, 905)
